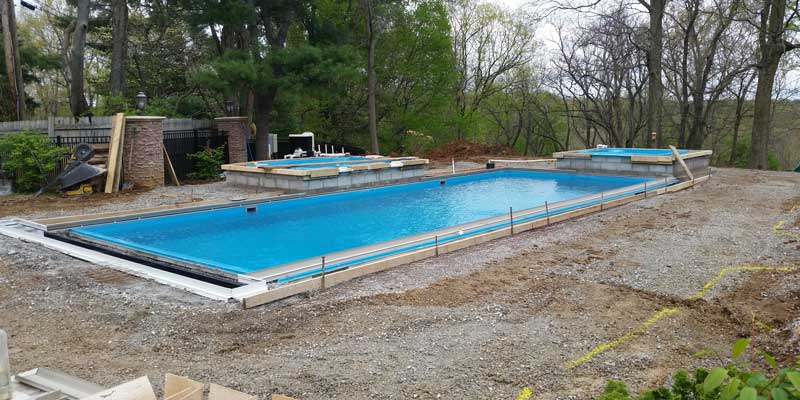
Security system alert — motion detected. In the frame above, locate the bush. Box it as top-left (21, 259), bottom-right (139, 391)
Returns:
top-left (0, 132), bottom-right (69, 192)
top-left (596, 338), bottom-right (800, 400)
top-left (187, 145), bottom-right (226, 180)
top-left (768, 152), bottom-right (781, 171)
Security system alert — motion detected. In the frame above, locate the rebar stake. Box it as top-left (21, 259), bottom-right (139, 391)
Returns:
top-left (509, 207), bottom-right (514, 235)
top-left (600, 192), bottom-right (604, 211)
top-left (321, 256), bottom-right (326, 289)
top-left (545, 201), bottom-right (550, 225)
top-left (434, 235), bottom-right (439, 256)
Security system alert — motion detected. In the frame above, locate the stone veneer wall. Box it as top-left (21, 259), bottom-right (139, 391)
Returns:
top-left (555, 154), bottom-right (710, 179)
top-left (123, 116), bottom-right (165, 189)
top-left (214, 117), bottom-right (249, 164)
top-left (226, 166), bottom-right (427, 192)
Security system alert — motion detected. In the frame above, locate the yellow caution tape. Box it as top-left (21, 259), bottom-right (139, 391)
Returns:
top-left (773, 220), bottom-right (800, 241)
top-left (690, 264), bottom-right (797, 300)
top-left (564, 307), bottom-right (680, 369)
top-left (516, 387), bottom-right (534, 400)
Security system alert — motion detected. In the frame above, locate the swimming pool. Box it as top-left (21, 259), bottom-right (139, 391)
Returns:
top-left (68, 170), bottom-right (668, 282)
top-left (579, 148), bottom-right (688, 157)
top-left (247, 156), bottom-right (369, 168)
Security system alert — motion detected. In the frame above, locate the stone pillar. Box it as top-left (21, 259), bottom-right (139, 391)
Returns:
top-left (123, 116), bottom-right (165, 189)
top-left (214, 117), bottom-right (249, 164)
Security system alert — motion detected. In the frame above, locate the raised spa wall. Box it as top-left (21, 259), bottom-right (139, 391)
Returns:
top-left (553, 150), bottom-right (712, 179)
top-left (223, 158), bottom-right (429, 192)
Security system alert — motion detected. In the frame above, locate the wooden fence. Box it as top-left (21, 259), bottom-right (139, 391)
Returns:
top-left (0, 117), bottom-right (213, 137)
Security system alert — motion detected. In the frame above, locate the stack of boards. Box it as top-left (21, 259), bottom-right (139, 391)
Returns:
top-left (104, 113), bottom-right (125, 193)
top-left (103, 113), bottom-right (180, 193)
top-left (80, 373), bottom-right (297, 400)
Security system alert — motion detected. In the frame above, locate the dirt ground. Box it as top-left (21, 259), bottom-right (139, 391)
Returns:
top-left (0, 168), bottom-right (799, 399)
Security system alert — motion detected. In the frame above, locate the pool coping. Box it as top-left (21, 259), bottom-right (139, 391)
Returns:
top-left (221, 156), bottom-right (430, 178)
top-left (553, 149), bottom-right (712, 164)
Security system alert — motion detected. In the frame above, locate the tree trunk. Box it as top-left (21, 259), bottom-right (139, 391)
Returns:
top-left (254, 89), bottom-right (277, 160)
top-left (1, 0), bottom-right (26, 120)
top-left (109, 0), bottom-right (128, 97)
top-left (749, 54), bottom-right (780, 169)
top-left (729, 94), bottom-right (744, 166)
top-left (69, 0), bottom-right (90, 119)
top-left (645, 0), bottom-right (665, 148)
top-left (363, 0), bottom-right (380, 155)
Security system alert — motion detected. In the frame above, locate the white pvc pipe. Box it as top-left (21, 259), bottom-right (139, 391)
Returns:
top-left (0, 329), bottom-right (9, 400)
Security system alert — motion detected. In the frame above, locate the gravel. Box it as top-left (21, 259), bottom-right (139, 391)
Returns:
top-left (0, 167), bottom-right (798, 399)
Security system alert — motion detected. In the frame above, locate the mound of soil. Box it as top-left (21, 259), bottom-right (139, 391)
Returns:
top-left (426, 140), bottom-right (518, 160)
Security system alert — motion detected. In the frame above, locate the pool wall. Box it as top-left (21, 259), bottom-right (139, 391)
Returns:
top-left (222, 157), bottom-right (429, 192)
top-left (553, 149), bottom-right (711, 179)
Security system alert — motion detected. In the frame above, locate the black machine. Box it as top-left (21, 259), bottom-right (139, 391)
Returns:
top-left (35, 143), bottom-right (107, 196)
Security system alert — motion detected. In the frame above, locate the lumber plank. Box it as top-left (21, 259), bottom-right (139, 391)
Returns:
top-left (163, 144), bottom-right (180, 186)
top-left (670, 145), bottom-right (694, 180)
top-left (104, 113), bottom-right (125, 193)
top-left (81, 376), bottom-right (156, 400)
top-left (208, 383), bottom-right (256, 400)
top-left (164, 374), bottom-right (203, 400)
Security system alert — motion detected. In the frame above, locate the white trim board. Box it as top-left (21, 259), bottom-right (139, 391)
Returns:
top-left (0, 219), bottom-right (240, 301)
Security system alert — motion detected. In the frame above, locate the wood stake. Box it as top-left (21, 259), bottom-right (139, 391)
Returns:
top-left (669, 145), bottom-right (693, 181)
top-left (163, 144), bottom-right (180, 186)
top-left (104, 113), bottom-right (125, 193)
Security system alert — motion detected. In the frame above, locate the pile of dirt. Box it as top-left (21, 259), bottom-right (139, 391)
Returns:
top-left (426, 140), bottom-right (519, 160)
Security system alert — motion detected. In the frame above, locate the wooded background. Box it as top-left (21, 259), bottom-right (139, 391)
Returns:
top-left (0, 0), bottom-right (798, 168)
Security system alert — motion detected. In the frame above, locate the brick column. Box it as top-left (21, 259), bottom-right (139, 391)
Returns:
top-left (123, 116), bottom-right (165, 189)
top-left (214, 117), bottom-right (249, 163)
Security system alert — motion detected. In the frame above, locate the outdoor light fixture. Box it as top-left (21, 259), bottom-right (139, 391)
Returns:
top-left (225, 100), bottom-right (239, 116)
top-left (135, 91), bottom-right (148, 114)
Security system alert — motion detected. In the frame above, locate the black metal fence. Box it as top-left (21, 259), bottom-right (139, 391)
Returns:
top-left (0, 129), bottom-right (227, 185)
top-left (163, 129), bottom-right (228, 179)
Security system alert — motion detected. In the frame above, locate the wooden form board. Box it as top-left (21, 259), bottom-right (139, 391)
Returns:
top-left (81, 376), bottom-right (156, 400)
top-left (163, 144), bottom-right (180, 186)
top-left (669, 145), bottom-right (694, 180)
top-left (164, 374), bottom-right (203, 400)
top-left (104, 113), bottom-right (126, 193)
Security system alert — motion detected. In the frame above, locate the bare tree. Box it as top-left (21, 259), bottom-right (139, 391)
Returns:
top-left (1, 0), bottom-right (26, 120)
top-left (363, 0), bottom-right (379, 154)
top-left (553, 7), bottom-right (649, 148)
top-left (69, 0), bottom-right (90, 119)
top-left (746, 0), bottom-right (800, 169)
top-left (109, 0), bottom-right (128, 97)
top-left (450, 0), bottom-right (534, 140)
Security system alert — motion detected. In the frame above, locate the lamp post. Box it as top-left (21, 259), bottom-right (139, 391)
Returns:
top-left (135, 91), bottom-right (147, 115)
top-left (225, 100), bottom-right (238, 117)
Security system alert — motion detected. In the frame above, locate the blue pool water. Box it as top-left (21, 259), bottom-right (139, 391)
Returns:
top-left (248, 157), bottom-right (368, 168)
top-left (580, 148), bottom-right (687, 157)
top-left (293, 157), bottom-right (416, 170)
top-left (71, 170), bottom-right (656, 275)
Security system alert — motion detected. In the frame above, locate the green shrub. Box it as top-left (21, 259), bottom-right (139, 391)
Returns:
top-left (402, 130), bottom-right (435, 156)
top-left (0, 132), bottom-right (69, 192)
top-left (187, 145), bottom-right (226, 180)
top-left (767, 152), bottom-right (781, 171)
top-left (596, 338), bottom-right (800, 400)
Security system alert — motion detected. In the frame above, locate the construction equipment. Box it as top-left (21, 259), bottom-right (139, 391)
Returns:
top-left (35, 143), bottom-right (107, 196)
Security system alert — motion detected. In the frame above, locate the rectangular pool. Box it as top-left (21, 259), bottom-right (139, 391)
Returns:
top-left (68, 170), bottom-right (666, 282)
top-left (579, 148), bottom-right (688, 157)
